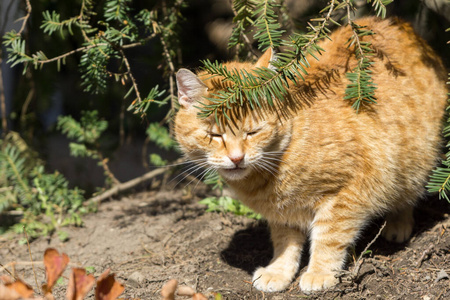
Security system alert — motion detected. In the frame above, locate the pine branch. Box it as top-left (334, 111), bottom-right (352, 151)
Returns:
top-left (253, 0), bottom-right (285, 51)
top-left (343, 1), bottom-right (378, 112)
top-left (200, 0), bottom-right (339, 121)
top-left (427, 70), bottom-right (450, 201)
top-left (368, 0), bottom-right (393, 18)
top-left (229, 0), bottom-right (258, 58)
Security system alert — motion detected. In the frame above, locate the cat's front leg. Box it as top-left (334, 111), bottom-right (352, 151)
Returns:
top-left (252, 222), bottom-right (306, 292)
top-left (300, 200), bottom-right (366, 293)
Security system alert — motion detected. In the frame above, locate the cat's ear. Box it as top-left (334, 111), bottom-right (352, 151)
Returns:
top-left (255, 48), bottom-right (277, 70)
top-left (176, 68), bottom-right (208, 109)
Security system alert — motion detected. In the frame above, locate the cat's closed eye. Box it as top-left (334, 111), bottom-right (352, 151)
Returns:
top-left (246, 129), bottom-right (260, 138)
top-left (208, 132), bottom-right (222, 138)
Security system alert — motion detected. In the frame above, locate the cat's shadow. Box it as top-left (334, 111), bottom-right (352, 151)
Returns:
top-left (220, 195), bottom-right (450, 275)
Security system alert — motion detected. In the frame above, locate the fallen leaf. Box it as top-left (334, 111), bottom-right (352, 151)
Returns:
top-left (177, 285), bottom-right (195, 297)
top-left (67, 268), bottom-right (96, 300)
top-left (161, 279), bottom-right (177, 300)
top-left (44, 248), bottom-right (70, 292)
top-left (95, 269), bottom-right (125, 300)
top-left (0, 284), bottom-right (21, 300)
top-left (0, 275), bottom-right (14, 284)
top-left (5, 279), bottom-right (34, 298)
top-left (192, 293), bottom-right (208, 300)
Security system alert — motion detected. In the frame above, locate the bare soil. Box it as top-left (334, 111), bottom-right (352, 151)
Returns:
top-left (1, 183), bottom-right (450, 299)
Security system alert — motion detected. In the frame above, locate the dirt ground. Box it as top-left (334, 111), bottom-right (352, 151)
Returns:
top-left (1, 182), bottom-right (450, 300)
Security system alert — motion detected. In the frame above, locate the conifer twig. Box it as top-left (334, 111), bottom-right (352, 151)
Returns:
top-left (118, 48), bottom-right (142, 103)
top-left (159, 35), bottom-right (177, 124)
top-left (18, 0), bottom-right (32, 35)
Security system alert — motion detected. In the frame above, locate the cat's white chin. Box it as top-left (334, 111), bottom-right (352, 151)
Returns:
top-left (219, 167), bottom-right (250, 181)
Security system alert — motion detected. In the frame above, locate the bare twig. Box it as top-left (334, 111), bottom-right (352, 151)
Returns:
top-left (337, 221), bottom-right (386, 281)
top-left (18, 0), bottom-right (32, 35)
top-left (352, 221), bottom-right (386, 277)
top-left (159, 35), bottom-right (177, 127)
top-left (98, 153), bottom-right (121, 185)
top-left (416, 244), bottom-right (435, 268)
top-left (20, 68), bottom-right (35, 130)
top-left (87, 158), bottom-right (183, 204)
top-left (118, 48), bottom-right (142, 103)
top-left (23, 227), bottom-right (39, 292)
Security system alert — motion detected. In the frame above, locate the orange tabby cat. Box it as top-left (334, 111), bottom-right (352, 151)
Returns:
top-left (174, 17), bottom-right (448, 293)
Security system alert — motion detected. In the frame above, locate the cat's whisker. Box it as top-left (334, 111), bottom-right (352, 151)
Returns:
top-left (184, 166), bottom-right (215, 189)
top-left (192, 167), bottom-right (217, 191)
top-left (168, 160), bottom-right (208, 184)
top-left (253, 160), bottom-right (279, 177)
top-left (156, 156), bottom-right (209, 169)
top-left (171, 161), bottom-right (210, 187)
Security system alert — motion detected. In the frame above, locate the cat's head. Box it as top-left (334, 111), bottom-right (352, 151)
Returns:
top-left (174, 50), bottom-right (292, 181)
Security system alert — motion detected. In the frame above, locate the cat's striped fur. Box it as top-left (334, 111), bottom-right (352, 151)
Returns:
top-left (174, 17), bottom-right (448, 292)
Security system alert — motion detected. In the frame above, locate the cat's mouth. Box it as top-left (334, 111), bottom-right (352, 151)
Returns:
top-left (219, 167), bottom-right (249, 180)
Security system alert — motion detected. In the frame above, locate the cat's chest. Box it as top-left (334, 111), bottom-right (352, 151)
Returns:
top-left (228, 176), bottom-right (318, 224)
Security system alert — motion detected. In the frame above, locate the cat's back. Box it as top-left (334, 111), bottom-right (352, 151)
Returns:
top-left (282, 17), bottom-right (447, 211)
top-left (312, 17), bottom-right (447, 112)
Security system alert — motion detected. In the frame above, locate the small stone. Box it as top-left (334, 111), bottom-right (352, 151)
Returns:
top-left (435, 269), bottom-right (449, 283)
top-left (423, 296), bottom-right (431, 300)
top-left (212, 223), bottom-right (223, 231)
top-left (127, 271), bottom-right (146, 288)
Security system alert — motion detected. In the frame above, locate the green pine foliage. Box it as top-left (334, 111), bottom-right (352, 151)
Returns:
top-left (57, 111), bottom-right (120, 185)
top-left (200, 0), bottom-right (396, 123)
top-left (427, 67), bottom-right (450, 201)
top-left (344, 21), bottom-right (377, 111)
top-left (228, 0), bottom-right (256, 49)
top-left (2, 0), bottom-right (182, 112)
top-left (200, 0), bottom-right (341, 122)
top-left (0, 133), bottom-right (86, 239)
top-left (253, 0), bottom-right (285, 51)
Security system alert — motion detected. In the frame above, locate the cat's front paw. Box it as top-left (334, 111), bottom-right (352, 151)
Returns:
top-left (252, 267), bottom-right (293, 292)
top-left (299, 271), bottom-right (338, 293)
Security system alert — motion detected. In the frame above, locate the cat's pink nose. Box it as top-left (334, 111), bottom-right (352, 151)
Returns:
top-left (229, 155), bottom-right (244, 167)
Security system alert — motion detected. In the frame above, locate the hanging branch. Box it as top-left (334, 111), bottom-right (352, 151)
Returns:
top-left (229, 0), bottom-right (259, 59)
top-left (253, 0), bottom-right (285, 51)
top-left (18, 0), bottom-right (32, 35)
top-left (200, 0), bottom-right (339, 121)
top-left (427, 65), bottom-right (450, 201)
top-left (343, 0), bottom-right (377, 112)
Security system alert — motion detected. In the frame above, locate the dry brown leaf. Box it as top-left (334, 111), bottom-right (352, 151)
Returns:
top-left (95, 269), bottom-right (125, 300)
top-left (161, 279), bottom-right (178, 300)
top-left (66, 268), bottom-right (96, 300)
top-left (43, 248), bottom-right (70, 292)
top-left (5, 279), bottom-right (34, 298)
top-left (0, 284), bottom-right (21, 300)
top-left (192, 293), bottom-right (208, 300)
top-left (177, 285), bottom-right (195, 297)
top-left (0, 275), bottom-right (14, 284)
